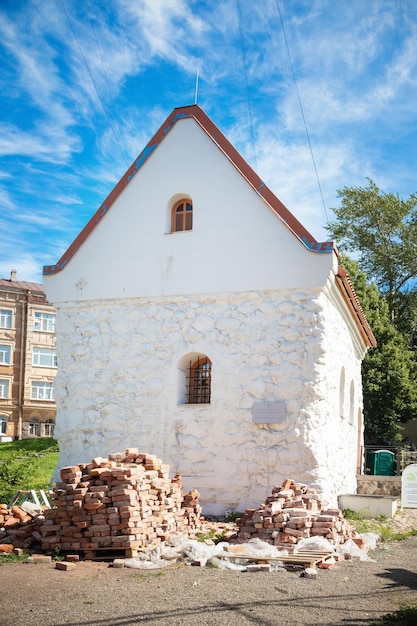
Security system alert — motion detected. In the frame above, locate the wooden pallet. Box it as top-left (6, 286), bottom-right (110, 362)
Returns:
top-left (66, 547), bottom-right (145, 561)
top-left (216, 550), bottom-right (334, 569)
top-left (86, 548), bottom-right (144, 561)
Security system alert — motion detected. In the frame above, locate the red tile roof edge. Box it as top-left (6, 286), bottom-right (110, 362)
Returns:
top-left (43, 104), bottom-right (335, 276)
top-left (336, 266), bottom-right (377, 348)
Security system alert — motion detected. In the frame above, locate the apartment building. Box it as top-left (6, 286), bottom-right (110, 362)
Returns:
top-left (0, 270), bottom-right (57, 440)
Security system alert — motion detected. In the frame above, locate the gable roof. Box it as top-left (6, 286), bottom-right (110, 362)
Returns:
top-left (43, 104), bottom-right (334, 278)
top-left (42, 104), bottom-right (376, 348)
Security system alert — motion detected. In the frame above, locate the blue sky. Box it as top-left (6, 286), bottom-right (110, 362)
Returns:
top-left (1, 0), bottom-right (416, 283)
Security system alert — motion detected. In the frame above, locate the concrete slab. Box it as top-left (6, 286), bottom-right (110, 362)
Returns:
top-left (338, 494), bottom-right (398, 519)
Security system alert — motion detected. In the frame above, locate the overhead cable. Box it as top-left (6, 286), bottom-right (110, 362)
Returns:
top-left (275, 0), bottom-right (329, 224)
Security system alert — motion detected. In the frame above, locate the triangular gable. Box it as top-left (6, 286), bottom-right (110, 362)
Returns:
top-left (43, 104), bottom-right (334, 278)
top-left (42, 104), bottom-right (376, 348)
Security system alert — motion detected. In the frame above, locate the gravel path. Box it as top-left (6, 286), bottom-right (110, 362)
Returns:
top-left (1, 535), bottom-right (417, 626)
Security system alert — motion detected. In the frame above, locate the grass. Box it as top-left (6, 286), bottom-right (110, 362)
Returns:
top-left (131, 570), bottom-right (166, 580)
top-left (0, 437), bottom-right (58, 504)
top-left (342, 509), bottom-right (417, 543)
top-left (370, 604), bottom-right (417, 625)
top-left (224, 510), bottom-right (244, 523)
top-left (196, 527), bottom-right (228, 544)
top-left (0, 551), bottom-right (30, 566)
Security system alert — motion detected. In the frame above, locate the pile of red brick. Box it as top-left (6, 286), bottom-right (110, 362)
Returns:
top-left (236, 479), bottom-right (355, 550)
top-left (0, 504), bottom-right (45, 552)
top-left (41, 449), bottom-right (203, 554)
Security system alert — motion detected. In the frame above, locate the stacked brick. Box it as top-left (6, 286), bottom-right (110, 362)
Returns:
top-left (0, 504), bottom-right (45, 552)
top-left (41, 449), bottom-right (203, 553)
top-left (236, 479), bottom-right (354, 551)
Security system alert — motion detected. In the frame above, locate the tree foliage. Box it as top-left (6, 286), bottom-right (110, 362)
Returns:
top-left (340, 255), bottom-right (417, 445)
top-left (327, 179), bottom-right (417, 343)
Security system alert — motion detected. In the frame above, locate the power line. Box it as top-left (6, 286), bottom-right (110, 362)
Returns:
top-left (236, 0), bottom-right (258, 170)
top-left (60, 0), bottom-right (131, 169)
top-left (86, 0), bottom-right (131, 167)
top-left (275, 0), bottom-right (329, 224)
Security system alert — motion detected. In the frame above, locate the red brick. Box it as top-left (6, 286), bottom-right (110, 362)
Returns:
top-left (55, 561), bottom-right (77, 571)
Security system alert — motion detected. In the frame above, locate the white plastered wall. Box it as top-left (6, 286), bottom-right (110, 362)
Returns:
top-left (44, 118), bottom-right (336, 304)
top-left (51, 282), bottom-right (364, 515)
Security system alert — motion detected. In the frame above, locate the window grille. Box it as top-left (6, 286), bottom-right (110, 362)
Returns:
top-left (187, 357), bottom-right (211, 404)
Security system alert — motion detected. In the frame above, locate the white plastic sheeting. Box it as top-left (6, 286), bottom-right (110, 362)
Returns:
top-left (122, 534), bottom-right (376, 571)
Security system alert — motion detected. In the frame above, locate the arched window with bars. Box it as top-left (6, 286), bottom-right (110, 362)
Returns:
top-left (188, 356), bottom-right (211, 404)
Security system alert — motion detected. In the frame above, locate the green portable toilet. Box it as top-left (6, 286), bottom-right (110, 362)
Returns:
top-left (367, 449), bottom-right (395, 475)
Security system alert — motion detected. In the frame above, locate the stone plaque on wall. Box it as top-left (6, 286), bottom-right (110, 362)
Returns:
top-left (253, 401), bottom-right (286, 424)
top-left (401, 463), bottom-right (417, 508)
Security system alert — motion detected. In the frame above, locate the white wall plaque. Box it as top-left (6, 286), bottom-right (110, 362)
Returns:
top-left (401, 463), bottom-right (417, 509)
top-left (253, 401), bottom-right (286, 424)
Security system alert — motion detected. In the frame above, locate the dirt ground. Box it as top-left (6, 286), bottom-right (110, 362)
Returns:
top-left (1, 535), bottom-right (417, 626)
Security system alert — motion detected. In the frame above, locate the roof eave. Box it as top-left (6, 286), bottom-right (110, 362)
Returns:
top-left (335, 266), bottom-right (377, 349)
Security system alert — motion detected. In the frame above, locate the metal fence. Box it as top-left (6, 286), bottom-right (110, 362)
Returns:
top-left (361, 445), bottom-right (417, 475)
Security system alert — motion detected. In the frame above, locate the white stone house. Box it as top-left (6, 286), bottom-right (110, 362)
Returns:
top-left (43, 105), bottom-right (376, 515)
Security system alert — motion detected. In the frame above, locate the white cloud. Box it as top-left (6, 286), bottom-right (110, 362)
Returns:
top-left (0, 123), bottom-right (81, 161)
top-left (117, 0), bottom-right (207, 71)
top-left (0, 0), bottom-right (416, 281)
top-left (0, 255), bottom-right (44, 284)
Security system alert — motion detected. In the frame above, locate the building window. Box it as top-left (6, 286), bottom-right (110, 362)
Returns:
top-left (29, 418), bottom-right (40, 436)
top-left (188, 356), bottom-right (211, 404)
top-left (44, 419), bottom-right (55, 436)
top-left (171, 199), bottom-right (193, 232)
top-left (339, 367), bottom-right (345, 418)
top-left (0, 379), bottom-right (9, 398)
top-left (0, 415), bottom-right (7, 435)
top-left (31, 381), bottom-right (54, 401)
top-left (0, 345), bottom-right (11, 365)
top-left (0, 309), bottom-right (12, 329)
top-left (33, 348), bottom-right (57, 368)
top-left (349, 380), bottom-right (355, 425)
top-left (34, 312), bottom-right (56, 333)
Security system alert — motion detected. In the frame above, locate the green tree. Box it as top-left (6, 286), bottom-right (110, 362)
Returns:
top-left (327, 179), bottom-right (417, 343)
top-left (340, 255), bottom-right (417, 444)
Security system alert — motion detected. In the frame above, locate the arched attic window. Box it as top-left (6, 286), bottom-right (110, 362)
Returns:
top-left (171, 199), bottom-right (193, 232)
top-left (186, 356), bottom-right (211, 404)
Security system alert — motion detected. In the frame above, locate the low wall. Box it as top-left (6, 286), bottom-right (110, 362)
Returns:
top-left (356, 475), bottom-right (401, 497)
top-left (338, 494), bottom-right (398, 519)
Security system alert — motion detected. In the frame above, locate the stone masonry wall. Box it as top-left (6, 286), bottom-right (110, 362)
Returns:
top-left (52, 287), bottom-right (363, 515)
top-left (356, 475), bottom-right (402, 497)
